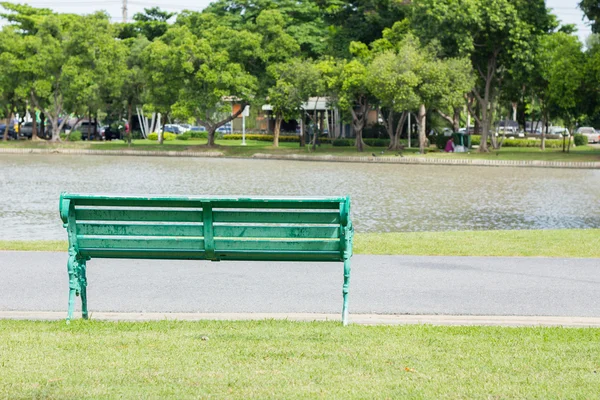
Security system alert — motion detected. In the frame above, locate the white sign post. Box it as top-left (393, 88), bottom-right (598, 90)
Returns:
top-left (241, 106), bottom-right (250, 146)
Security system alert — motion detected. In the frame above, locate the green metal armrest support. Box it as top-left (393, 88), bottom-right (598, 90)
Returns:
top-left (60, 193), bottom-right (354, 325)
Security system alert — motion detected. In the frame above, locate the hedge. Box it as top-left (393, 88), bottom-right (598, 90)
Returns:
top-left (147, 132), bottom-right (177, 141)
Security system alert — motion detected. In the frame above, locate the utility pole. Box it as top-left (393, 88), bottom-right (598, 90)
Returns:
top-left (122, 0), bottom-right (127, 23)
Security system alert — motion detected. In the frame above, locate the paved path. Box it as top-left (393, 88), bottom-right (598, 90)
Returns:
top-left (1, 252), bottom-right (599, 318)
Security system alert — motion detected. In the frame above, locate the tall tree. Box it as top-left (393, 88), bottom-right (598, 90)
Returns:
top-left (412, 0), bottom-right (553, 152)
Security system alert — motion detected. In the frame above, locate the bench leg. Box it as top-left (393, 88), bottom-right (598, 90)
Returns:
top-left (77, 258), bottom-right (88, 320)
top-left (342, 258), bottom-right (351, 326)
top-left (66, 252), bottom-right (78, 323)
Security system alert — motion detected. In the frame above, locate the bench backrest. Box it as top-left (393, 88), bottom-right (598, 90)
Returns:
top-left (60, 194), bottom-right (353, 262)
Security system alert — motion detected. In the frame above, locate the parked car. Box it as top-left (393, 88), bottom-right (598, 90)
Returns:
top-left (75, 121), bottom-right (105, 140)
top-left (161, 124), bottom-right (183, 134)
top-left (576, 127), bottom-right (599, 143)
top-left (18, 122), bottom-right (48, 139)
top-left (190, 126), bottom-right (206, 132)
top-left (216, 123), bottom-right (232, 134)
top-left (547, 126), bottom-right (569, 139)
top-left (0, 124), bottom-right (17, 140)
top-left (103, 125), bottom-right (122, 141)
top-left (178, 124), bottom-right (191, 132)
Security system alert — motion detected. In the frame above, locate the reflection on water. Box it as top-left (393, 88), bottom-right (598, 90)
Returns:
top-left (0, 154), bottom-right (599, 240)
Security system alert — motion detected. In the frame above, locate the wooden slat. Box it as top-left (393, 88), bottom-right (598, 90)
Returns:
top-left (214, 239), bottom-right (341, 252)
top-left (214, 225), bottom-right (339, 239)
top-left (75, 209), bottom-right (203, 223)
top-left (77, 236), bottom-right (204, 250)
top-left (79, 249), bottom-right (207, 260)
top-left (214, 251), bottom-right (342, 262)
top-left (213, 211), bottom-right (340, 224)
top-left (72, 198), bottom-right (206, 208)
top-left (77, 223), bottom-right (203, 237)
top-left (212, 201), bottom-right (341, 210)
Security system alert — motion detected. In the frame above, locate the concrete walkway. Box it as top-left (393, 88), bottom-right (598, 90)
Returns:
top-left (2, 311), bottom-right (600, 327)
top-left (1, 252), bottom-right (599, 325)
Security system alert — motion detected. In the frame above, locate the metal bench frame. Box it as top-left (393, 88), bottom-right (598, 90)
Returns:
top-left (60, 193), bottom-right (354, 324)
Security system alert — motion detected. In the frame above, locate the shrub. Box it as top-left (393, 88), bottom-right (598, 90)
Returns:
top-left (176, 132), bottom-right (192, 141)
top-left (573, 134), bottom-right (587, 146)
top-left (190, 130), bottom-right (207, 139)
top-left (147, 132), bottom-right (177, 141)
top-left (435, 135), bottom-right (451, 149)
top-left (221, 134), bottom-right (300, 142)
top-left (364, 138), bottom-right (390, 147)
top-left (66, 130), bottom-right (82, 142)
top-left (332, 139), bottom-right (354, 147)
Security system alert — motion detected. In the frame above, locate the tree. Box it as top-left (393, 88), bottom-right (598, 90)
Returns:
top-left (146, 24), bottom-right (258, 146)
top-left (536, 33), bottom-right (585, 151)
top-left (118, 7), bottom-right (176, 41)
top-left (412, 0), bottom-right (554, 152)
top-left (580, 0), bottom-right (600, 34)
top-left (368, 50), bottom-right (420, 150)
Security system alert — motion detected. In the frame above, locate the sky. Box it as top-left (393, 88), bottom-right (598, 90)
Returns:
top-left (3, 0), bottom-right (594, 44)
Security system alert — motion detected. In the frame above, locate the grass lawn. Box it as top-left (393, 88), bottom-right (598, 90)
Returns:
top-left (1, 320), bottom-right (598, 398)
top-left (2, 229), bottom-right (598, 258)
top-left (1, 138), bottom-right (599, 162)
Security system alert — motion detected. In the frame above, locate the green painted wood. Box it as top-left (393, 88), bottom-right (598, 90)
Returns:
top-left (213, 211), bottom-right (340, 224)
top-left (79, 249), bottom-right (207, 259)
top-left (213, 251), bottom-right (342, 262)
top-left (75, 209), bottom-right (203, 223)
top-left (77, 223), bottom-right (204, 237)
top-left (213, 225), bottom-right (339, 239)
top-left (202, 203), bottom-right (216, 260)
top-left (214, 239), bottom-right (341, 252)
top-left (77, 236), bottom-right (205, 250)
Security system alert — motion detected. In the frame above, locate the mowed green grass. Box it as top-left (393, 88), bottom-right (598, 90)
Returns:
top-left (354, 229), bottom-right (600, 258)
top-left (2, 229), bottom-right (599, 257)
top-left (1, 320), bottom-right (599, 399)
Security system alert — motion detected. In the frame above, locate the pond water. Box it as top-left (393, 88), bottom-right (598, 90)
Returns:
top-left (0, 154), bottom-right (599, 240)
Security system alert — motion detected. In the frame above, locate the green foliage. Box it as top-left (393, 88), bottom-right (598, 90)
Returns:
top-left (147, 132), bottom-right (176, 141)
top-left (190, 131), bottom-right (207, 139)
top-left (469, 135), bottom-right (568, 149)
top-left (222, 134), bottom-right (299, 142)
top-left (67, 131), bottom-right (82, 142)
top-left (573, 134), bottom-right (587, 146)
top-left (176, 131), bottom-right (192, 140)
top-left (332, 139), bottom-right (354, 147)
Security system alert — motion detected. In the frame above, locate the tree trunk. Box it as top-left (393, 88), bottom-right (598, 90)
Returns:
top-left (299, 117), bottom-right (305, 147)
top-left (2, 111), bottom-right (11, 141)
top-left (94, 115), bottom-right (98, 140)
top-left (273, 113), bottom-right (282, 147)
top-left (389, 111), bottom-right (407, 151)
top-left (40, 113), bottom-right (46, 139)
top-left (127, 102), bottom-right (133, 146)
top-left (350, 99), bottom-right (368, 152)
top-left (417, 104), bottom-right (427, 154)
top-left (541, 111), bottom-right (547, 151)
top-left (208, 126), bottom-right (217, 146)
top-left (31, 107), bottom-right (38, 140)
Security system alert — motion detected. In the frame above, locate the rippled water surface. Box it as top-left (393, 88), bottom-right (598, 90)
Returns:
top-left (0, 154), bottom-right (599, 240)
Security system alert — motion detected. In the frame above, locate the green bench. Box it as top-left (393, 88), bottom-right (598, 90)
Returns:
top-left (59, 193), bottom-right (354, 324)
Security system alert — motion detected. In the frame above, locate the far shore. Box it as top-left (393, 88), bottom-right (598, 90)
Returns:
top-left (1, 139), bottom-right (599, 168)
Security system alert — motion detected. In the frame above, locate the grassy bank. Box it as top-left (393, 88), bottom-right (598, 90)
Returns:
top-left (2, 229), bottom-right (598, 257)
top-left (1, 138), bottom-right (599, 162)
top-left (1, 320), bottom-right (598, 398)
